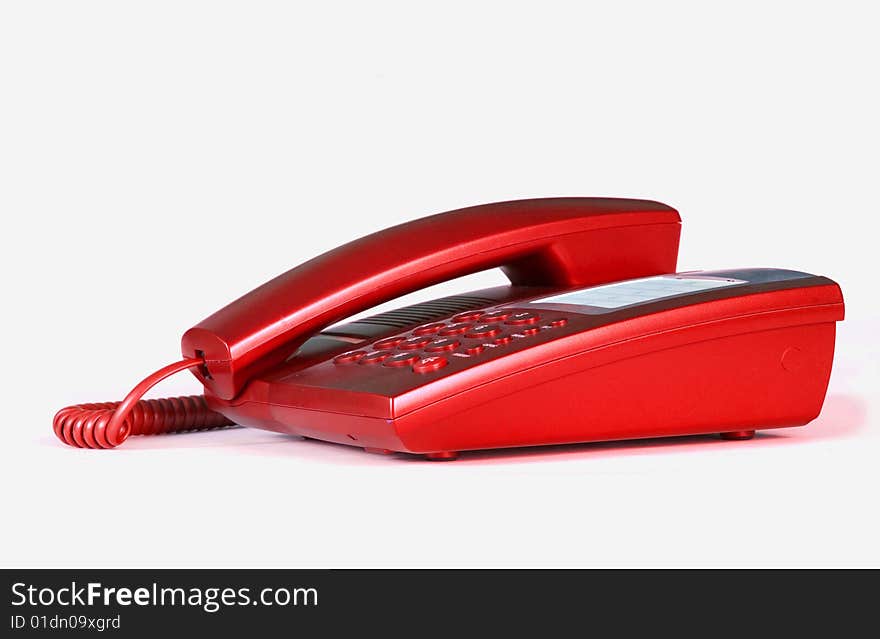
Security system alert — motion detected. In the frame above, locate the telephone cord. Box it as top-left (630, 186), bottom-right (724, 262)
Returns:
top-left (53, 358), bottom-right (234, 449)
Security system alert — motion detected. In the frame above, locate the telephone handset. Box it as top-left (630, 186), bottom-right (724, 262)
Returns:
top-left (54, 198), bottom-right (844, 459)
top-left (182, 197), bottom-right (681, 400)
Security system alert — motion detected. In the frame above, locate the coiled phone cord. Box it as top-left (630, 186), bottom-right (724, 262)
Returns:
top-left (53, 358), bottom-right (234, 449)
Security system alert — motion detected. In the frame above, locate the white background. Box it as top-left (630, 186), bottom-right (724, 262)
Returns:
top-left (1, 2), bottom-right (877, 567)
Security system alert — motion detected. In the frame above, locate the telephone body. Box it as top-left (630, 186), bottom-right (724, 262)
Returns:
top-left (54, 198), bottom-right (844, 459)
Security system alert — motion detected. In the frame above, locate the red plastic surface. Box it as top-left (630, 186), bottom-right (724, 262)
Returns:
top-left (182, 198), bottom-right (680, 399)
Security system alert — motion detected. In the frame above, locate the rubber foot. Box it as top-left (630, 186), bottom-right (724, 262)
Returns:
top-left (364, 447), bottom-right (395, 455)
top-left (720, 430), bottom-right (756, 441)
top-left (424, 451), bottom-right (459, 461)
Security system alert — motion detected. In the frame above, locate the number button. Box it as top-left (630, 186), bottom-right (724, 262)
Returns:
top-left (480, 310), bottom-right (511, 322)
top-left (550, 318), bottom-right (568, 327)
top-left (358, 351), bottom-right (391, 365)
top-left (493, 335), bottom-right (513, 345)
top-left (463, 344), bottom-right (484, 355)
top-left (438, 323), bottom-right (473, 336)
top-left (452, 311), bottom-right (483, 323)
top-left (383, 352), bottom-right (420, 367)
top-left (465, 323), bottom-right (501, 338)
top-left (425, 338), bottom-right (460, 352)
top-left (334, 350), bottom-right (367, 364)
top-left (412, 355), bottom-right (448, 373)
top-left (504, 311), bottom-right (540, 325)
top-left (398, 336), bottom-right (432, 350)
top-left (373, 337), bottom-right (404, 350)
top-left (412, 322), bottom-right (446, 336)
top-left (522, 327), bottom-right (540, 336)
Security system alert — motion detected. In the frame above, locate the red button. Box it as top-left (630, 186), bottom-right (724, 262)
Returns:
top-left (464, 344), bottom-right (484, 355)
top-left (358, 351), bottom-right (391, 365)
top-left (493, 335), bottom-right (513, 345)
top-left (412, 355), bottom-right (448, 373)
top-left (452, 311), bottom-right (484, 323)
top-left (398, 336), bottom-right (432, 350)
top-left (425, 338), bottom-right (460, 352)
top-left (374, 337), bottom-right (404, 350)
top-left (438, 323), bottom-right (473, 336)
top-left (412, 322), bottom-right (446, 336)
top-left (550, 318), bottom-right (568, 327)
top-left (522, 327), bottom-right (540, 336)
top-left (383, 352), bottom-right (420, 367)
top-left (334, 350), bottom-right (367, 364)
top-left (465, 323), bottom-right (501, 338)
top-left (504, 311), bottom-right (540, 325)
top-left (480, 310), bottom-right (511, 322)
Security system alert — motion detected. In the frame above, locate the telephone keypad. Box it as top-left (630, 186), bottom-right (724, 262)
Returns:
top-left (332, 309), bottom-right (569, 375)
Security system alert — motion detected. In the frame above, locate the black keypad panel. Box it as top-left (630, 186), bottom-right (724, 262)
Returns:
top-left (332, 308), bottom-right (569, 374)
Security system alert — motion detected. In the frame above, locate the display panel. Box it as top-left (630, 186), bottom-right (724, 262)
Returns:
top-left (530, 275), bottom-right (745, 309)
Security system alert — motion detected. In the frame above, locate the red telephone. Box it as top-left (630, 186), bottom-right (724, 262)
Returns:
top-left (54, 198), bottom-right (844, 459)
